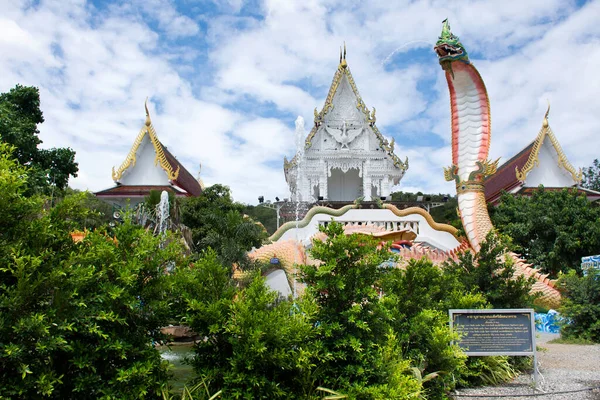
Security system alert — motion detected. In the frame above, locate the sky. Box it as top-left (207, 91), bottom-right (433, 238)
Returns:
top-left (1, 0), bottom-right (599, 204)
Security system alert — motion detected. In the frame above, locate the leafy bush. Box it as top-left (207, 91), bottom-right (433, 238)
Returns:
top-left (300, 223), bottom-right (426, 399)
top-left (558, 268), bottom-right (600, 343)
top-left (381, 258), bottom-right (484, 398)
top-left (179, 184), bottom-right (266, 269)
top-left (180, 250), bottom-right (323, 399)
top-left (0, 144), bottom-right (185, 398)
top-left (442, 231), bottom-right (536, 308)
top-left (490, 187), bottom-right (600, 277)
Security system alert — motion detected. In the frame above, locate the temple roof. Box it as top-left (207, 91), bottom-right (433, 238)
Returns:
top-left (485, 106), bottom-right (582, 204)
top-left (284, 45), bottom-right (408, 172)
top-left (111, 102), bottom-right (202, 197)
top-left (95, 185), bottom-right (188, 198)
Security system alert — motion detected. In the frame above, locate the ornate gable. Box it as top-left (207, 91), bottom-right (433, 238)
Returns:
top-left (515, 105), bottom-right (582, 184)
top-left (111, 101), bottom-right (202, 196)
top-left (300, 46), bottom-right (408, 171)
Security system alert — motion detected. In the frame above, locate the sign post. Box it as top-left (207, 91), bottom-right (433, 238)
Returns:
top-left (449, 309), bottom-right (538, 388)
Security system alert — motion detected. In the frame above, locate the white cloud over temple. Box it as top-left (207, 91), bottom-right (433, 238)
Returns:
top-left (1, 0), bottom-right (598, 203)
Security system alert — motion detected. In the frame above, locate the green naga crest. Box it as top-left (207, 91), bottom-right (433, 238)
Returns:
top-left (434, 19), bottom-right (469, 66)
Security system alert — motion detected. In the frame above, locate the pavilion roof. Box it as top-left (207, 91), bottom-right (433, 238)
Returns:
top-left (95, 185), bottom-right (188, 198)
top-left (485, 106), bottom-right (582, 204)
top-left (111, 102), bottom-right (203, 197)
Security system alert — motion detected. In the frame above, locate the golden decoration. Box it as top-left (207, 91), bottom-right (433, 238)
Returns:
top-left (515, 105), bottom-right (582, 183)
top-left (112, 100), bottom-right (180, 182)
top-left (384, 204), bottom-right (459, 237)
top-left (444, 164), bottom-right (458, 182)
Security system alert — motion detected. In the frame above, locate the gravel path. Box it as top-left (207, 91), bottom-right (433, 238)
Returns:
top-left (451, 333), bottom-right (600, 399)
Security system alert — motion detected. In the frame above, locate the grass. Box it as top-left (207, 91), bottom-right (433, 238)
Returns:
top-left (547, 336), bottom-right (596, 345)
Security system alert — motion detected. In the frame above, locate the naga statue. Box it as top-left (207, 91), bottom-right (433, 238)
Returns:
top-left (435, 19), bottom-right (499, 252)
top-left (434, 20), bottom-right (560, 306)
top-left (247, 23), bottom-right (562, 308)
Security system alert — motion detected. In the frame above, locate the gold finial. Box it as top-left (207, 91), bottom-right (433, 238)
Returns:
top-left (543, 101), bottom-right (550, 128)
top-left (343, 41), bottom-right (346, 59)
top-left (339, 46), bottom-right (342, 64)
top-left (340, 42), bottom-right (347, 68)
top-left (144, 97), bottom-right (151, 126)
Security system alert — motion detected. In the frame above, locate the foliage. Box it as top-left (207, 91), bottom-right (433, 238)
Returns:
top-left (179, 251), bottom-right (323, 399)
top-left (490, 187), bottom-right (600, 277)
top-left (180, 184), bottom-right (266, 268)
top-left (443, 231), bottom-right (536, 308)
top-left (581, 158), bottom-right (600, 191)
top-left (390, 191), bottom-right (460, 228)
top-left (300, 223), bottom-right (423, 399)
top-left (161, 379), bottom-right (222, 400)
top-left (455, 356), bottom-right (517, 387)
top-left (557, 268), bottom-right (600, 343)
top-left (0, 144), bottom-right (186, 398)
top-left (547, 336), bottom-right (595, 345)
top-left (52, 188), bottom-right (113, 230)
top-left (0, 85), bottom-right (78, 193)
top-left (243, 204), bottom-right (277, 235)
top-left (381, 259), bottom-right (482, 398)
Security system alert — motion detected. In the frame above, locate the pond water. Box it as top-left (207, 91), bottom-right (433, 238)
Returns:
top-left (158, 344), bottom-right (195, 392)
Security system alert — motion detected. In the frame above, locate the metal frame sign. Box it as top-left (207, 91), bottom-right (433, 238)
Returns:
top-left (449, 309), bottom-right (536, 356)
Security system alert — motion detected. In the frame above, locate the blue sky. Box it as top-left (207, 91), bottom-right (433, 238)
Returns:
top-left (1, 0), bottom-right (599, 203)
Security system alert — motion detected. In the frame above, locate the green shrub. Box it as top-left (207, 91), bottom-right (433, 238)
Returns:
top-left (558, 268), bottom-right (600, 342)
top-left (442, 231), bottom-right (536, 308)
top-left (0, 144), bottom-right (186, 398)
top-left (300, 222), bottom-right (424, 398)
top-left (180, 251), bottom-right (323, 399)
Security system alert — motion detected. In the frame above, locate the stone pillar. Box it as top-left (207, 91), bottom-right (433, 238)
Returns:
top-left (382, 177), bottom-right (390, 199)
top-left (362, 160), bottom-right (371, 201)
top-left (322, 161), bottom-right (329, 200)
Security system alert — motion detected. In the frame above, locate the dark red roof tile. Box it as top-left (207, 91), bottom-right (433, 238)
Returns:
top-left (484, 142), bottom-right (534, 204)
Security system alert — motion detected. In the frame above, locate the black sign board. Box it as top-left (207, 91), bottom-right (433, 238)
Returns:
top-left (449, 309), bottom-right (535, 356)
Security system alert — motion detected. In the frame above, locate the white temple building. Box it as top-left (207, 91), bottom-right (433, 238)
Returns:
top-left (485, 107), bottom-right (600, 204)
top-left (96, 103), bottom-right (203, 208)
top-left (284, 47), bottom-right (408, 203)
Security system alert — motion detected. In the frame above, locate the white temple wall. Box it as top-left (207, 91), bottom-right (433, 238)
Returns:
top-left (328, 168), bottom-right (362, 201)
top-left (278, 208), bottom-right (460, 251)
top-left (120, 136), bottom-right (170, 186)
top-left (525, 139), bottom-right (577, 188)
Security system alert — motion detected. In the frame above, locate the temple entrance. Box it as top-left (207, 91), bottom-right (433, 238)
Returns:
top-left (328, 168), bottom-right (362, 201)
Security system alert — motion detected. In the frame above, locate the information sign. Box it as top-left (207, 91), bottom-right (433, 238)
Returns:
top-left (449, 309), bottom-right (535, 356)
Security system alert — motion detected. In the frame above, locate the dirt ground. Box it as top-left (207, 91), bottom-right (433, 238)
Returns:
top-left (452, 333), bottom-right (600, 399)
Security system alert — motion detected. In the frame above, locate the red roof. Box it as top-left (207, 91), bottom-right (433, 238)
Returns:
top-left (484, 142), bottom-right (534, 204)
top-left (95, 185), bottom-right (188, 198)
top-left (159, 144), bottom-right (202, 196)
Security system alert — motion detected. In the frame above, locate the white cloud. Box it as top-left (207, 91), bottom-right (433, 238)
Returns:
top-left (0, 0), bottom-right (598, 204)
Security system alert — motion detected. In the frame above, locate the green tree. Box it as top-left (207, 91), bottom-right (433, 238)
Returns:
top-left (0, 144), bottom-right (184, 398)
top-left (300, 223), bottom-right (422, 398)
top-left (0, 85), bottom-right (78, 192)
top-left (443, 231), bottom-right (536, 308)
top-left (178, 251), bottom-right (322, 399)
top-left (582, 158), bottom-right (600, 191)
top-left (243, 204), bottom-right (277, 235)
top-left (490, 187), bottom-right (600, 277)
top-left (381, 259), bottom-right (481, 398)
top-left (558, 268), bottom-right (600, 343)
top-left (179, 184), bottom-right (266, 268)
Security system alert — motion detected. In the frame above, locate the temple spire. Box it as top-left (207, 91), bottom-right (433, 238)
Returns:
top-left (543, 101), bottom-right (550, 128)
top-left (144, 97), bottom-right (151, 126)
